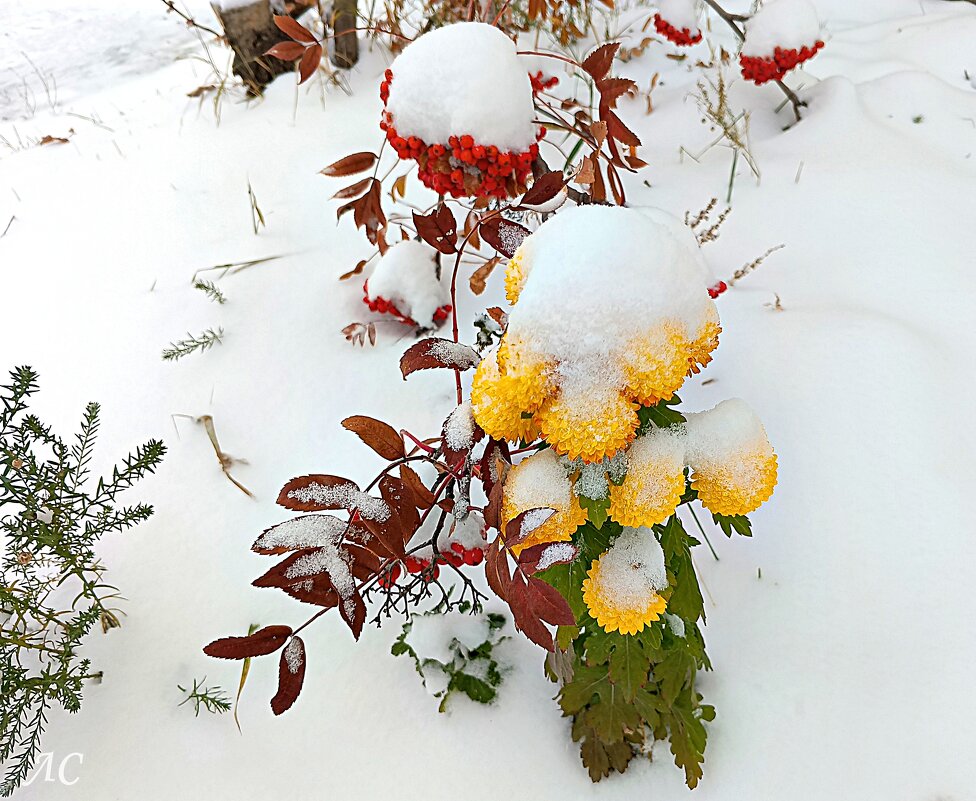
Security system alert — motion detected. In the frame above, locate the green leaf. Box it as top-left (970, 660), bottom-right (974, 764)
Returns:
top-left (637, 396), bottom-right (686, 433)
top-left (578, 495), bottom-right (609, 529)
top-left (585, 682), bottom-right (642, 743)
top-left (712, 512), bottom-right (752, 537)
top-left (608, 636), bottom-right (650, 701)
top-left (665, 688), bottom-right (711, 789)
top-left (558, 664), bottom-right (609, 714)
top-left (450, 671), bottom-right (498, 704)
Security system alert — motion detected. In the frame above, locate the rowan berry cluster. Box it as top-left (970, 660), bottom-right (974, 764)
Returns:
top-left (380, 69), bottom-right (543, 199)
top-left (740, 40), bottom-right (824, 84)
top-left (378, 543), bottom-right (486, 589)
top-left (707, 280), bottom-right (728, 299)
top-left (362, 279), bottom-right (452, 327)
top-left (653, 13), bottom-right (703, 46)
top-left (529, 70), bottom-right (559, 95)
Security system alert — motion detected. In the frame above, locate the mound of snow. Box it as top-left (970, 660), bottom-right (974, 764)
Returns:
top-left (742, 0), bottom-right (822, 56)
top-left (365, 240), bottom-right (450, 328)
top-left (384, 22), bottom-right (536, 152)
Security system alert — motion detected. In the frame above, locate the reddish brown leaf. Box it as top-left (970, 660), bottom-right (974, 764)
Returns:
top-left (507, 575), bottom-right (554, 651)
top-left (399, 465), bottom-right (435, 509)
top-left (277, 475), bottom-right (359, 511)
top-left (347, 543), bottom-right (382, 578)
top-left (339, 260), bottom-right (369, 281)
top-left (581, 42), bottom-right (619, 81)
top-left (204, 625), bottom-right (293, 660)
top-left (504, 507), bottom-right (556, 549)
top-left (479, 217), bottom-right (530, 258)
top-left (273, 14), bottom-right (316, 43)
top-left (412, 206), bottom-right (457, 254)
top-left (338, 591), bottom-right (366, 639)
top-left (355, 180), bottom-right (386, 245)
top-left (485, 538), bottom-right (512, 601)
top-left (485, 307), bottom-right (508, 329)
top-left (271, 636), bottom-right (306, 715)
top-left (527, 577), bottom-right (576, 626)
top-left (399, 338), bottom-right (481, 379)
top-left (252, 514), bottom-right (365, 555)
top-left (520, 171), bottom-right (566, 207)
top-left (341, 415), bottom-right (405, 460)
top-left (479, 438), bottom-right (510, 499)
top-left (265, 41), bottom-right (305, 60)
top-left (38, 135), bottom-right (69, 146)
top-left (469, 256), bottom-right (499, 295)
top-left (483, 471), bottom-right (505, 530)
top-left (518, 540), bottom-right (579, 575)
top-left (320, 151), bottom-right (378, 177)
top-left (331, 177), bottom-right (373, 201)
top-left (298, 43), bottom-right (322, 83)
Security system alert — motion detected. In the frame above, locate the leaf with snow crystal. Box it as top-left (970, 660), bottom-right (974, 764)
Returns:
top-left (271, 637), bottom-right (306, 715)
top-left (278, 475), bottom-right (358, 511)
top-left (518, 541), bottom-right (579, 575)
top-left (252, 514), bottom-right (363, 555)
top-left (204, 625), bottom-right (293, 660)
top-left (503, 507), bottom-right (556, 549)
top-left (339, 591), bottom-right (367, 640)
top-left (399, 337), bottom-right (481, 378)
top-left (413, 206), bottom-right (457, 254)
top-left (478, 217), bottom-right (530, 258)
top-left (341, 415), bottom-right (405, 460)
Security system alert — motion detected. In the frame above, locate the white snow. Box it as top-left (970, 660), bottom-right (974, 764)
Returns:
top-left (285, 480), bottom-right (391, 521)
top-left (683, 398), bottom-right (769, 478)
top-left (447, 510), bottom-right (486, 550)
top-left (253, 514), bottom-right (357, 551)
top-left (367, 239), bottom-right (449, 327)
top-left (5, 2), bottom-right (976, 799)
top-left (408, 609), bottom-right (492, 665)
top-left (504, 448), bottom-right (574, 516)
top-left (534, 541), bottom-right (577, 571)
top-left (657, 0), bottom-right (701, 32)
top-left (385, 22), bottom-right (537, 152)
top-left (742, 0), bottom-right (823, 56)
top-left (506, 204), bottom-right (716, 406)
top-left (282, 636), bottom-right (303, 673)
top-left (594, 527), bottom-right (667, 604)
top-left (443, 401), bottom-right (475, 452)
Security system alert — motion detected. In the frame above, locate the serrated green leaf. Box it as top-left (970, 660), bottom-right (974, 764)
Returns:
top-left (450, 671), bottom-right (498, 704)
top-left (712, 512), bottom-right (752, 537)
top-left (608, 636), bottom-right (650, 701)
top-left (559, 663), bottom-right (610, 714)
top-left (578, 495), bottom-right (609, 529)
top-left (637, 396), bottom-right (686, 433)
top-left (585, 682), bottom-right (642, 743)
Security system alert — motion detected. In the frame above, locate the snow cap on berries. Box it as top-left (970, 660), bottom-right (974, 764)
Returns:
top-left (385, 23), bottom-right (537, 153)
top-left (654, 0), bottom-right (703, 46)
top-left (740, 0), bottom-right (824, 84)
top-left (364, 240), bottom-right (451, 328)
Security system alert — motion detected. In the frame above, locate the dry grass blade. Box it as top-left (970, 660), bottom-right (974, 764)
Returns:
top-left (198, 414), bottom-right (254, 497)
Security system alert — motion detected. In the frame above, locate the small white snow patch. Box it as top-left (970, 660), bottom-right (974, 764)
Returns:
top-left (368, 240), bottom-right (449, 328)
top-left (535, 542), bottom-right (577, 571)
top-left (444, 401), bottom-right (476, 452)
top-left (287, 481), bottom-right (390, 522)
top-left (283, 637), bottom-right (303, 673)
top-left (596, 527), bottom-right (668, 607)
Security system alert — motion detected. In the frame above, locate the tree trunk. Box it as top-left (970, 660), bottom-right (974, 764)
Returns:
top-left (211, 0), bottom-right (303, 93)
top-left (331, 0), bottom-right (359, 69)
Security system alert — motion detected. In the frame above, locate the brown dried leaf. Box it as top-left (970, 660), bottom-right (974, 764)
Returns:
top-left (341, 415), bottom-right (405, 460)
top-left (277, 475), bottom-right (359, 511)
top-left (413, 206), bottom-right (457, 254)
top-left (400, 337), bottom-right (480, 378)
top-left (469, 256), bottom-right (499, 295)
top-left (265, 41), bottom-right (305, 60)
top-left (331, 177), bottom-right (373, 201)
top-left (273, 14), bottom-right (317, 43)
top-left (479, 217), bottom-right (530, 258)
top-left (298, 43), bottom-right (322, 84)
top-left (271, 637), bottom-right (306, 715)
top-left (204, 625), bottom-right (293, 660)
top-left (320, 152), bottom-right (378, 177)
top-left (581, 42), bottom-right (619, 81)
top-left (399, 465), bottom-right (435, 508)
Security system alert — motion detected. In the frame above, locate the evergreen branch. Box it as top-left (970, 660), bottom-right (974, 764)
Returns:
top-left (161, 327), bottom-right (224, 362)
top-left (178, 678), bottom-right (232, 716)
top-left (193, 279), bottom-right (227, 304)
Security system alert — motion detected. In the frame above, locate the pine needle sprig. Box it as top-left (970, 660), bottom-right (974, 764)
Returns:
top-left (161, 327), bottom-right (224, 362)
top-left (193, 279), bottom-right (227, 305)
top-left (178, 678), bottom-right (232, 717)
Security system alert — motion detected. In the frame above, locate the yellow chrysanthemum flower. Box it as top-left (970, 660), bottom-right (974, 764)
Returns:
top-left (684, 398), bottom-right (777, 516)
top-left (504, 245), bottom-right (529, 306)
top-left (622, 323), bottom-right (691, 406)
top-left (608, 430), bottom-right (686, 528)
top-left (688, 303), bottom-right (721, 376)
top-left (690, 448), bottom-right (778, 516)
top-left (581, 528), bottom-right (668, 635)
top-left (501, 449), bottom-right (587, 555)
top-left (535, 389), bottom-right (639, 464)
top-left (470, 348), bottom-right (550, 443)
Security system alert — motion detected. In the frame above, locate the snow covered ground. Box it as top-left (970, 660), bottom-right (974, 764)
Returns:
top-left (2, 0), bottom-right (976, 798)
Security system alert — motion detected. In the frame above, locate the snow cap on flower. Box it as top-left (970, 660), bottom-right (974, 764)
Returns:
top-left (582, 527), bottom-right (668, 635)
top-left (501, 449), bottom-right (587, 555)
top-left (478, 205), bottom-right (720, 462)
top-left (608, 427), bottom-right (686, 529)
top-left (364, 240), bottom-right (451, 328)
top-left (654, 0), bottom-right (703, 46)
top-left (684, 398), bottom-right (777, 516)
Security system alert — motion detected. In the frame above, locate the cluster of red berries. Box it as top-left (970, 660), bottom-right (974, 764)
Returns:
top-left (362, 280), bottom-right (452, 327)
top-left (379, 69), bottom-right (543, 199)
top-left (740, 41), bottom-right (824, 85)
top-left (707, 280), bottom-right (728, 299)
top-left (653, 13), bottom-right (703, 46)
top-left (529, 70), bottom-right (559, 96)
top-left (377, 544), bottom-right (486, 589)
